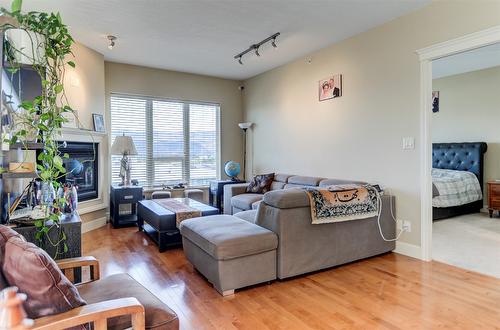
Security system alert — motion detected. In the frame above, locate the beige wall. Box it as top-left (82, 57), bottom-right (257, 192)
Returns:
top-left (104, 62), bottom-right (244, 181)
top-left (433, 66), bottom-right (500, 201)
top-left (64, 42), bottom-right (105, 130)
top-left (243, 1), bottom-right (500, 246)
top-left (64, 42), bottom-right (107, 224)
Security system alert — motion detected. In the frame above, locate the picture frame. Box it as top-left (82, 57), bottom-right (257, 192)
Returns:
top-left (319, 74), bottom-right (342, 101)
top-left (92, 113), bottom-right (105, 132)
top-left (61, 110), bottom-right (79, 128)
top-left (432, 91), bottom-right (439, 113)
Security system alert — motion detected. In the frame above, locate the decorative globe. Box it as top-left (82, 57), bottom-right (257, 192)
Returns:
top-left (224, 161), bottom-right (241, 179)
top-left (66, 159), bottom-right (84, 176)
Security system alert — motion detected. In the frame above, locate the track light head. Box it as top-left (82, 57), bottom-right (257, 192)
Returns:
top-left (107, 35), bottom-right (117, 50)
top-left (271, 38), bottom-right (277, 48)
top-left (238, 56), bottom-right (243, 65)
top-left (254, 46), bottom-right (260, 57)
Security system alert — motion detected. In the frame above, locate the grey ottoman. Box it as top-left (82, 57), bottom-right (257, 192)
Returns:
top-left (180, 215), bottom-right (277, 296)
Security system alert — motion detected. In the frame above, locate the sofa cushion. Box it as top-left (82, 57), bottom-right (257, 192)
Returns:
top-left (283, 183), bottom-right (308, 189)
top-left (246, 173), bottom-right (275, 194)
top-left (180, 215), bottom-right (277, 260)
top-left (274, 173), bottom-right (293, 183)
top-left (287, 175), bottom-right (324, 186)
top-left (270, 181), bottom-right (286, 190)
top-left (263, 189), bottom-right (310, 209)
top-left (319, 178), bottom-right (367, 187)
top-left (78, 273), bottom-right (178, 330)
top-left (2, 236), bottom-right (86, 319)
top-left (231, 193), bottom-right (263, 211)
top-left (252, 200), bottom-right (262, 210)
top-left (234, 210), bottom-right (258, 224)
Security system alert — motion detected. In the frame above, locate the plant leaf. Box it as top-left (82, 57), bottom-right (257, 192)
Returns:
top-left (67, 61), bottom-right (75, 68)
top-left (54, 84), bottom-right (63, 94)
top-left (11, 0), bottom-right (22, 13)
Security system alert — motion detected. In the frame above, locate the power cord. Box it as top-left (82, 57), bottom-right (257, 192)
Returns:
top-left (375, 188), bottom-right (405, 242)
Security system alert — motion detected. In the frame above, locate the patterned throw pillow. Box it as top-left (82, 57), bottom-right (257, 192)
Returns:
top-left (246, 173), bottom-right (275, 194)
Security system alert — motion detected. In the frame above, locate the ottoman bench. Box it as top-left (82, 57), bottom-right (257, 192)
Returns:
top-left (180, 215), bottom-right (277, 296)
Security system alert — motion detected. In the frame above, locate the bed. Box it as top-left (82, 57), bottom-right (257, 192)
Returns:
top-left (432, 142), bottom-right (488, 220)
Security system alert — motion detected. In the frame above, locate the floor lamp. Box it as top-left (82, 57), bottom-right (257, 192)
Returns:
top-left (238, 122), bottom-right (253, 180)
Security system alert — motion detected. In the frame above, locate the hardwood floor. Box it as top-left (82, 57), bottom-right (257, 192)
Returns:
top-left (83, 225), bottom-right (500, 329)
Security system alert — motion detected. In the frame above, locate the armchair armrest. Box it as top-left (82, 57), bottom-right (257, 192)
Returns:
top-left (57, 256), bottom-right (100, 283)
top-left (223, 183), bottom-right (249, 214)
top-left (33, 297), bottom-right (145, 330)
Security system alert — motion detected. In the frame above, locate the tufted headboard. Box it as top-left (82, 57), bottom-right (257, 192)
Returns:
top-left (432, 142), bottom-right (488, 190)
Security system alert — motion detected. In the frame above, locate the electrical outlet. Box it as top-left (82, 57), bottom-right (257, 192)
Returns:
top-left (402, 220), bottom-right (411, 232)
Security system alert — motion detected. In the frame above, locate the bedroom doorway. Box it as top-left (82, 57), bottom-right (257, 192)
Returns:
top-left (418, 26), bottom-right (500, 278)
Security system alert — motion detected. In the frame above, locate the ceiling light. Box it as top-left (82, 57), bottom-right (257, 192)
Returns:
top-left (254, 46), bottom-right (260, 57)
top-left (233, 32), bottom-right (280, 64)
top-left (107, 35), bottom-right (116, 50)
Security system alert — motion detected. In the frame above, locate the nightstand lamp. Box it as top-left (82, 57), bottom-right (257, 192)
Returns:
top-left (111, 134), bottom-right (138, 186)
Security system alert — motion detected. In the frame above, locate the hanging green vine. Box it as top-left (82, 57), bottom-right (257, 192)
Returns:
top-left (1, 0), bottom-right (76, 257)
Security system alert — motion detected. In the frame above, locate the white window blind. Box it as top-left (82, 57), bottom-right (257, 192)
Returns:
top-left (110, 94), bottom-right (220, 187)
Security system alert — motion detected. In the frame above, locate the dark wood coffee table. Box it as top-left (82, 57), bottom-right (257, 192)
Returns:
top-left (137, 198), bottom-right (219, 252)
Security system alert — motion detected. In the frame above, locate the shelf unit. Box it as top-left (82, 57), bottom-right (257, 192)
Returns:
top-left (0, 172), bottom-right (38, 179)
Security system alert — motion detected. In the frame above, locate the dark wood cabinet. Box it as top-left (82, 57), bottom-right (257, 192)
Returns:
top-left (209, 180), bottom-right (245, 213)
top-left (110, 185), bottom-right (143, 227)
top-left (487, 181), bottom-right (500, 218)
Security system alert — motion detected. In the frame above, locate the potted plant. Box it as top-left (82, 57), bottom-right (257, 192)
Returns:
top-left (0, 0), bottom-right (77, 257)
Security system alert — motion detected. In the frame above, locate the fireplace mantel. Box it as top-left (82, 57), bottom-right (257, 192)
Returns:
top-left (57, 128), bottom-right (109, 215)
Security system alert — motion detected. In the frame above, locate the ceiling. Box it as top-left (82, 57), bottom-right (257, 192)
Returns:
top-left (1, 0), bottom-right (431, 80)
top-left (433, 42), bottom-right (500, 79)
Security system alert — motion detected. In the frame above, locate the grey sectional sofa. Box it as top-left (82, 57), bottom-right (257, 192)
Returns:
top-left (180, 174), bottom-right (396, 295)
top-left (224, 174), bottom-right (365, 215)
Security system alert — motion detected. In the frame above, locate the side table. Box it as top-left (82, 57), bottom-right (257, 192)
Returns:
top-left (487, 181), bottom-right (500, 218)
top-left (209, 180), bottom-right (245, 213)
top-left (110, 185), bottom-right (143, 227)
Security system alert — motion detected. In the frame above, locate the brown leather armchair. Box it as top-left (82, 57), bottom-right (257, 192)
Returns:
top-left (0, 226), bottom-right (179, 330)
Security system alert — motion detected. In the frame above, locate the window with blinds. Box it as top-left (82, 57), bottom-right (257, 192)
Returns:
top-left (110, 94), bottom-right (220, 188)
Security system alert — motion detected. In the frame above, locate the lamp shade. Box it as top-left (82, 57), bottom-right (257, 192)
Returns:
top-left (111, 135), bottom-right (138, 156)
top-left (238, 122), bottom-right (253, 130)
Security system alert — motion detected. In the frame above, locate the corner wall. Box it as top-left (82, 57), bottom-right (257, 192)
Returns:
top-left (242, 1), bottom-right (500, 248)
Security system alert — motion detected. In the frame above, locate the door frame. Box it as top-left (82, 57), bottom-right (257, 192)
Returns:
top-left (417, 25), bottom-right (500, 261)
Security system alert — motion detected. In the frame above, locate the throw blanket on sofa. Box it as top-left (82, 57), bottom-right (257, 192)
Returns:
top-left (154, 198), bottom-right (202, 227)
top-left (304, 184), bottom-right (379, 224)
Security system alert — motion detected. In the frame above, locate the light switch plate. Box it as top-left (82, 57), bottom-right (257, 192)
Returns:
top-left (402, 137), bottom-right (415, 150)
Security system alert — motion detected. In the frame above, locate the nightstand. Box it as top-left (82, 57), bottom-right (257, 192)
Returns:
top-left (110, 185), bottom-right (143, 227)
top-left (487, 181), bottom-right (500, 218)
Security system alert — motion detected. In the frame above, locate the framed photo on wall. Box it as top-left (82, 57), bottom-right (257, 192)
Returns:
top-left (319, 74), bottom-right (342, 101)
top-left (432, 91), bottom-right (439, 113)
top-left (92, 113), bottom-right (105, 132)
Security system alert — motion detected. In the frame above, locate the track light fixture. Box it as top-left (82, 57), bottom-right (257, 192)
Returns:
top-left (107, 35), bottom-right (116, 50)
top-left (254, 45), bottom-right (260, 57)
top-left (234, 32), bottom-right (280, 65)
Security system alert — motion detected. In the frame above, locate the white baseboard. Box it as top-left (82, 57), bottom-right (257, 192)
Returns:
top-left (394, 241), bottom-right (422, 260)
top-left (82, 216), bottom-right (107, 233)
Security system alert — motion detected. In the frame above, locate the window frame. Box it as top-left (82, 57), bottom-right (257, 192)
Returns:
top-left (110, 93), bottom-right (221, 188)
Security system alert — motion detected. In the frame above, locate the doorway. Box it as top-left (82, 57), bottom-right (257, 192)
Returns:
top-left (418, 26), bottom-right (500, 270)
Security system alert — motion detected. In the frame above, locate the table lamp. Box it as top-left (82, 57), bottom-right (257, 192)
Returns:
top-left (111, 134), bottom-right (138, 186)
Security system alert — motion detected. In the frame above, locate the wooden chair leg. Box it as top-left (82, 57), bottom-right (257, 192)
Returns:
top-left (94, 319), bottom-right (107, 330)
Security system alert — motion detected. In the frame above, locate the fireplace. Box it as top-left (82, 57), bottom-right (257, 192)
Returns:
top-left (52, 142), bottom-right (99, 202)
